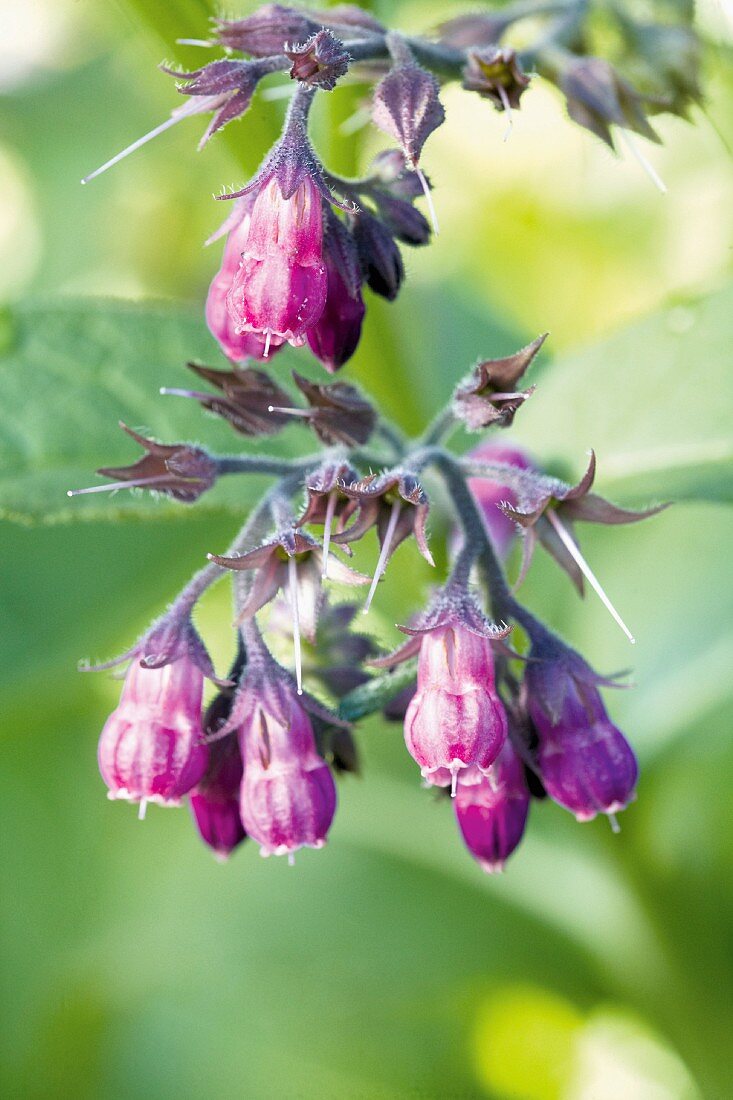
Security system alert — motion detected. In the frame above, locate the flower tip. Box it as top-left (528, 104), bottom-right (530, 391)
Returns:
top-left (479, 859), bottom-right (505, 875)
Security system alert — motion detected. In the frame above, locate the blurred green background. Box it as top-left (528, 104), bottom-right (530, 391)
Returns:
top-left (1, 1), bottom-right (732, 1097)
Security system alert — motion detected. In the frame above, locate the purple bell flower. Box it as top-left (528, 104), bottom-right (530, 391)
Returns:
top-left (454, 743), bottom-right (530, 872)
top-left (98, 656), bottom-right (209, 814)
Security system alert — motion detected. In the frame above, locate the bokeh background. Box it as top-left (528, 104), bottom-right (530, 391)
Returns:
top-left (1, 1), bottom-right (732, 1097)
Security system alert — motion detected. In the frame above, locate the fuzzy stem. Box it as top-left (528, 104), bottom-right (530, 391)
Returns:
top-left (417, 407), bottom-right (456, 449)
top-left (215, 454), bottom-right (321, 477)
top-left (375, 419), bottom-right (407, 457)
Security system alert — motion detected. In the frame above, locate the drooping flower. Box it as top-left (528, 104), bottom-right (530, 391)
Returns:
top-left (374, 586), bottom-right (509, 791)
top-left (371, 32), bottom-right (445, 230)
top-left (454, 742), bottom-right (530, 873)
top-left (190, 733), bottom-right (246, 860)
top-left (225, 170), bottom-right (327, 353)
top-left (524, 641), bottom-right (637, 823)
top-left (218, 85), bottom-right (344, 354)
top-left (237, 678), bottom-right (337, 857)
top-left (306, 213), bottom-right (366, 373)
top-left (98, 656), bottom-right (209, 813)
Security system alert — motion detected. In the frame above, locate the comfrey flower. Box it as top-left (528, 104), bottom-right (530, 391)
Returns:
top-left (98, 655), bottom-right (209, 816)
top-left (221, 87), bottom-right (339, 356)
top-left (190, 732), bottom-right (246, 860)
top-left (216, 651), bottom-right (338, 859)
top-left (524, 638), bottom-right (637, 825)
top-left (374, 586), bottom-right (509, 792)
top-left (453, 742), bottom-right (530, 873)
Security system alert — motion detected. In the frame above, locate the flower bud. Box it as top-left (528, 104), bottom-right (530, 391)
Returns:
top-left (98, 657), bottom-right (209, 809)
top-left (372, 193), bottom-right (431, 246)
top-left (405, 626), bottom-right (507, 790)
top-left (189, 734), bottom-right (246, 860)
top-left (454, 744), bottom-right (530, 872)
top-left (285, 29), bottom-right (350, 91)
top-left (371, 37), bottom-right (445, 169)
top-left (526, 663), bottom-right (638, 822)
top-left (238, 685), bottom-right (337, 857)
top-left (351, 211), bottom-right (404, 301)
top-left (215, 6), bottom-right (319, 56)
top-left (466, 442), bottom-right (534, 559)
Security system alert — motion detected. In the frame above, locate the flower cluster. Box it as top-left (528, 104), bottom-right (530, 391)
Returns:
top-left (75, 1), bottom-right (691, 875)
top-left (82, 3), bottom-right (699, 368)
top-left (77, 332), bottom-right (664, 871)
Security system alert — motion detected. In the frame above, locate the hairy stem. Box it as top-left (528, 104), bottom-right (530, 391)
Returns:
top-left (215, 454), bottom-right (320, 477)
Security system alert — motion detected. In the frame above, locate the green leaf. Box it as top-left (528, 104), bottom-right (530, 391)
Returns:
top-left (0, 299), bottom-right (307, 524)
top-left (510, 282), bottom-right (733, 504)
top-left (338, 661), bottom-right (417, 722)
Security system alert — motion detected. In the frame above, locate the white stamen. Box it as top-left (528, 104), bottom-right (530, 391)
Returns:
top-left (490, 391), bottom-right (528, 402)
top-left (81, 96), bottom-right (218, 184)
top-left (159, 387), bottom-right (198, 399)
top-left (138, 799), bottom-right (148, 821)
top-left (617, 128), bottom-right (667, 194)
top-left (263, 330), bottom-right (272, 358)
top-left (287, 852), bottom-right (296, 866)
top-left (176, 38), bottom-right (213, 47)
top-left (321, 491), bottom-right (337, 579)
top-left (545, 510), bottom-right (635, 644)
top-left (67, 475), bottom-right (180, 497)
top-left (267, 404), bottom-right (312, 418)
top-left (415, 165), bottom-right (439, 236)
top-left (608, 812), bottom-right (621, 834)
top-left (450, 763), bottom-right (459, 798)
top-left (288, 555), bottom-right (303, 694)
top-left (498, 85), bottom-right (513, 143)
top-left (363, 501), bottom-right (402, 614)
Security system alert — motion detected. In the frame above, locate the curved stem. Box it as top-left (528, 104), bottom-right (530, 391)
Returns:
top-left (375, 419), bottom-right (407, 458)
top-left (215, 453), bottom-right (321, 477)
top-left (416, 406), bottom-right (456, 449)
